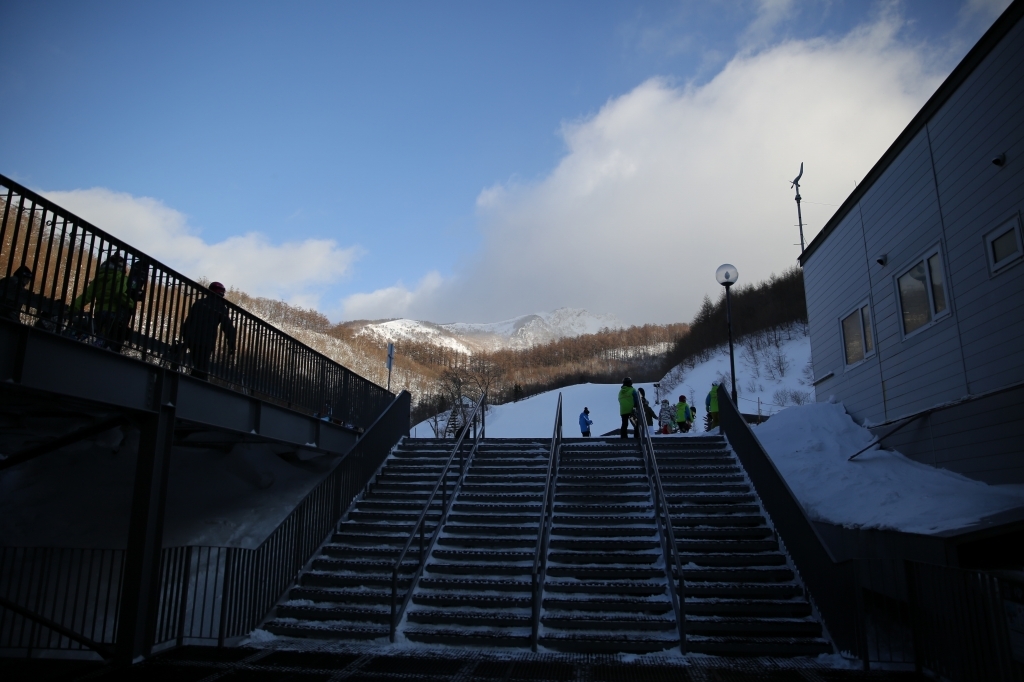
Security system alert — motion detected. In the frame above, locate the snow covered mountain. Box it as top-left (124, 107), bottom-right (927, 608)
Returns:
top-left (356, 308), bottom-right (624, 353)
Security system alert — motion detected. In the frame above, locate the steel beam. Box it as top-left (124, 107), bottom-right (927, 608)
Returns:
top-left (116, 369), bottom-right (177, 663)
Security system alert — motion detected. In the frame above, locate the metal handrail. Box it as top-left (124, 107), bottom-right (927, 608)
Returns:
top-left (634, 403), bottom-right (687, 653)
top-left (0, 173), bottom-right (391, 428)
top-left (530, 392), bottom-right (562, 650)
top-left (388, 393), bottom-right (486, 641)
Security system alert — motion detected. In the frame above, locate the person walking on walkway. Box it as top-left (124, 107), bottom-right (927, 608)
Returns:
top-left (69, 255), bottom-right (135, 352)
top-left (617, 377), bottom-right (640, 439)
top-left (0, 265), bottom-right (34, 322)
top-left (705, 383), bottom-right (720, 430)
top-left (579, 407), bottom-right (593, 437)
top-left (637, 387), bottom-right (657, 435)
top-left (181, 281), bottom-right (236, 380)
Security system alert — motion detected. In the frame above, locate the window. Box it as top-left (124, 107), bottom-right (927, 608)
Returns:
top-left (842, 304), bottom-right (874, 365)
top-left (985, 216), bottom-right (1023, 275)
top-left (897, 247), bottom-right (949, 336)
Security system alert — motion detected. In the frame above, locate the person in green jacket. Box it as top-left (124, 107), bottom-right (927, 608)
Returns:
top-left (675, 395), bottom-right (693, 433)
top-left (617, 377), bottom-right (640, 439)
top-left (705, 383), bottom-right (720, 430)
top-left (70, 255), bottom-right (136, 352)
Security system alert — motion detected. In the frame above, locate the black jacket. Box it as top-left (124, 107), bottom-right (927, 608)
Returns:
top-left (181, 295), bottom-right (237, 351)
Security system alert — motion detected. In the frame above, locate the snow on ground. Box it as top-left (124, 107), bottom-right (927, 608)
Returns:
top-left (415, 325), bottom-right (1024, 535)
top-left (414, 382), bottom-right (663, 438)
top-left (415, 326), bottom-right (813, 438)
top-left (658, 325), bottom-right (813, 419)
top-left (752, 401), bottom-right (1024, 534)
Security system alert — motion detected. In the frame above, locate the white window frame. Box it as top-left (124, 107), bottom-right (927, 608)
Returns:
top-left (985, 214), bottom-right (1023, 276)
top-left (839, 301), bottom-right (875, 369)
top-left (894, 244), bottom-right (951, 339)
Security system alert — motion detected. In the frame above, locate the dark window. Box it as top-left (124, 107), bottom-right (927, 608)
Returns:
top-left (842, 304), bottom-right (873, 365)
top-left (897, 248), bottom-right (948, 336)
top-left (986, 216), bottom-right (1023, 274)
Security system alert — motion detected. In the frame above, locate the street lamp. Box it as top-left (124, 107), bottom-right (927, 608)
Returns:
top-left (715, 264), bottom-right (739, 404)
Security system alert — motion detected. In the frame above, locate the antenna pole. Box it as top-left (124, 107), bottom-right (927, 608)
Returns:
top-left (791, 162), bottom-right (806, 253)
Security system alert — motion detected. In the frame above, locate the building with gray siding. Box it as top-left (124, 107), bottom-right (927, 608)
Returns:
top-left (800, 1), bottom-right (1024, 484)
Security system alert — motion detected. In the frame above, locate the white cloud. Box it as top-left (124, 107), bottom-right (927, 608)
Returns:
top-left (341, 271), bottom-right (444, 321)
top-left (354, 10), bottom-right (947, 325)
top-left (41, 187), bottom-right (362, 306)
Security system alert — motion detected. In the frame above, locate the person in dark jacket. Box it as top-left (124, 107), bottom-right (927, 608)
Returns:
top-left (0, 265), bottom-right (34, 322)
top-left (637, 387), bottom-right (657, 434)
top-left (181, 281), bottom-right (236, 380)
top-left (579, 407), bottom-right (593, 437)
top-left (617, 377), bottom-right (640, 439)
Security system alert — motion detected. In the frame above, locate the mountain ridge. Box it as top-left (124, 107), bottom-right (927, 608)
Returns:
top-left (352, 307), bottom-right (624, 354)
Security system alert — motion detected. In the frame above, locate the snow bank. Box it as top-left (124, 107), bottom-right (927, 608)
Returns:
top-left (753, 402), bottom-right (1024, 534)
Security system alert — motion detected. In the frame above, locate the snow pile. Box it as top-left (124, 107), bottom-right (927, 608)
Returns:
top-left (753, 402), bottom-right (1024, 534)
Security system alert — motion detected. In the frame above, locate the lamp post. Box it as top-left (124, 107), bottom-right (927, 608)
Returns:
top-left (715, 264), bottom-right (739, 404)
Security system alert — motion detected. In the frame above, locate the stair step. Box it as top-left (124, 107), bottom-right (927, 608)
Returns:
top-left (685, 634), bottom-right (832, 657)
top-left (264, 621), bottom-right (388, 640)
top-left (276, 604), bottom-right (389, 623)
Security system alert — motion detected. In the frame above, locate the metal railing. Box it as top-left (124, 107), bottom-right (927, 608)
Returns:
top-left (854, 558), bottom-right (1024, 679)
top-left (0, 173), bottom-right (391, 429)
top-left (716, 386), bottom-right (862, 656)
top-left (389, 393), bottom-right (486, 641)
top-left (633, 404), bottom-right (687, 653)
top-left (530, 392), bottom-right (562, 650)
top-left (0, 391), bottom-right (410, 656)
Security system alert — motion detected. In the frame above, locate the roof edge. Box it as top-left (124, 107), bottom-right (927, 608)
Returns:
top-left (799, 0), bottom-right (1024, 265)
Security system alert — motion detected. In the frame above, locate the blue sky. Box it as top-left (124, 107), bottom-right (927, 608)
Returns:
top-left (0, 0), bottom-right (1011, 324)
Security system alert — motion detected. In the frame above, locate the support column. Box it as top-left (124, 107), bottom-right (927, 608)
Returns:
top-left (116, 370), bottom-right (177, 664)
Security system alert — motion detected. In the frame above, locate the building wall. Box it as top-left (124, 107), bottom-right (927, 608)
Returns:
top-left (805, 17), bottom-right (1024, 482)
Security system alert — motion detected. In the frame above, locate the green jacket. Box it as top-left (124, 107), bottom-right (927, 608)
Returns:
top-left (618, 386), bottom-right (638, 415)
top-left (71, 268), bottom-right (133, 313)
top-left (676, 402), bottom-right (691, 423)
top-left (707, 387), bottom-right (719, 413)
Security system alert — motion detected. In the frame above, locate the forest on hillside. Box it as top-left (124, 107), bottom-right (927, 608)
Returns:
top-left (225, 267), bottom-right (806, 426)
top-left (224, 287), bottom-right (687, 424)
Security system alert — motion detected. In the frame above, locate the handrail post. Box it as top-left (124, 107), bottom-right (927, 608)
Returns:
top-left (387, 393), bottom-right (487, 640)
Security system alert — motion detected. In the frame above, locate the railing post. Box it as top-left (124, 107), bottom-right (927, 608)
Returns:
top-left (116, 370), bottom-right (177, 663)
top-left (175, 547), bottom-right (193, 647)
top-left (218, 549), bottom-right (233, 648)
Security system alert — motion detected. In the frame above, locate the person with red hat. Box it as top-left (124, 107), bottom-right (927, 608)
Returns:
top-left (180, 281), bottom-right (236, 380)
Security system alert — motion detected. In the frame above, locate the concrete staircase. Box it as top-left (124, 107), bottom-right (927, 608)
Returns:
top-left (653, 437), bottom-right (831, 656)
top-left (262, 434), bottom-right (831, 658)
top-left (264, 438), bottom-right (453, 639)
top-left (538, 441), bottom-right (679, 653)
top-left (404, 439), bottom-right (549, 646)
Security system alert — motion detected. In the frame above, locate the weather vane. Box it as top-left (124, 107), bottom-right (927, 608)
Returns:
top-left (792, 162), bottom-right (805, 253)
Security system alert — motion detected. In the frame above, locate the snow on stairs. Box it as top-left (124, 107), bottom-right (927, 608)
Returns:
top-left (653, 436), bottom-right (832, 657)
top-left (404, 438), bottom-right (550, 647)
top-left (264, 438), bottom-right (454, 640)
top-left (538, 440), bottom-right (678, 653)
